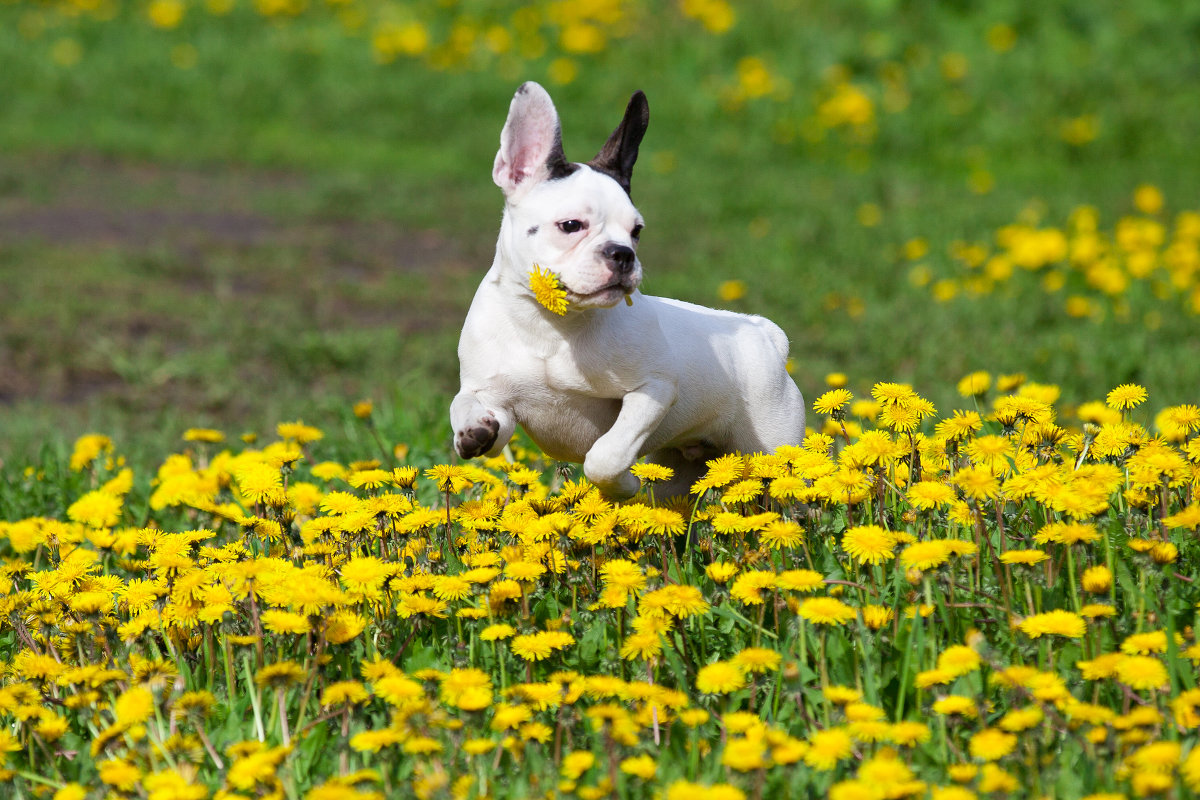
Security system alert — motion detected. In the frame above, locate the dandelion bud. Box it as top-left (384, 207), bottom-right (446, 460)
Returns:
top-left (1081, 565), bottom-right (1112, 594)
top-left (906, 567), bottom-right (924, 585)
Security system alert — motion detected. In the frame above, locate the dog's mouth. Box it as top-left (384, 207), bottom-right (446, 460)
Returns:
top-left (567, 283), bottom-right (638, 306)
top-left (567, 276), bottom-right (641, 304)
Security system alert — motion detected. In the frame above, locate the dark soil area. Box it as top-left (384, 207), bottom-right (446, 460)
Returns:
top-left (0, 154), bottom-right (481, 449)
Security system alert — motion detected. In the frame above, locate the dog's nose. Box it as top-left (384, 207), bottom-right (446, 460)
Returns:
top-left (602, 242), bottom-right (637, 275)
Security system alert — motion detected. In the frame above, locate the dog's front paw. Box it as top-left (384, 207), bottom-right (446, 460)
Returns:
top-left (584, 452), bottom-right (641, 500)
top-left (455, 413), bottom-right (500, 459)
top-left (600, 471), bottom-right (641, 501)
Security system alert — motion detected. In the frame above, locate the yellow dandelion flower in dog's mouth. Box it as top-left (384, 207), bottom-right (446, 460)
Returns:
top-left (529, 265), bottom-right (570, 315)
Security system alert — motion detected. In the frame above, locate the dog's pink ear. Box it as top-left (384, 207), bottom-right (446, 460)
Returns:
top-left (589, 91), bottom-right (649, 197)
top-left (493, 82), bottom-right (575, 198)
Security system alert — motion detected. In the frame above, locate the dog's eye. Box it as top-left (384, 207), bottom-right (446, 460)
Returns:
top-left (631, 224), bottom-right (643, 241)
top-left (557, 220), bottom-right (586, 234)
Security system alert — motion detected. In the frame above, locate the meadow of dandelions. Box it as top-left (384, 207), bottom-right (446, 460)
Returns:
top-left (2, 377), bottom-right (1199, 800)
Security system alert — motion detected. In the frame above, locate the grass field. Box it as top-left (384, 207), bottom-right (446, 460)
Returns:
top-left (2, 1), bottom-right (1200, 798)
top-left (3, 0), bottom-right (1200, 463)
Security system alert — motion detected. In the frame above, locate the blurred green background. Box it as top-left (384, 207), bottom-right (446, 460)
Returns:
top-left (2, 0), bottom-right (1199, 466)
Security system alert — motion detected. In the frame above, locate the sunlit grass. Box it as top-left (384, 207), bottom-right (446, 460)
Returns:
top-left (1, 4), bottom-right (1199, 795)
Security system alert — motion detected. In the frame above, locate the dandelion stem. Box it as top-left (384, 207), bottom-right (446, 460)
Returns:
top-left (243, 658), bottom-right (266, 742)
top-left (1066, 544), bottom-right (1082, 614)
top-left (277, 688), bottom-right (291, 746)
top-left (292, 632), bottom-right (327, 734)
top-left (895, 606), bottom-right (924, 722)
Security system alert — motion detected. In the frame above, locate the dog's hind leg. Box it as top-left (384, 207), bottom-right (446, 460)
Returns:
top-left (450, 391), bottom-right (515, 460)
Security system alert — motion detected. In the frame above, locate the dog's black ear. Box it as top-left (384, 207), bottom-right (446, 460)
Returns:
top-left (588, 91), bottom-right (649, 197)
top-left (494, 82), bottom-right (577, 197)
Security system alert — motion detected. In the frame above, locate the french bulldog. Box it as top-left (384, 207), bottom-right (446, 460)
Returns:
top-left (450, 81), bottom-right (805, 499)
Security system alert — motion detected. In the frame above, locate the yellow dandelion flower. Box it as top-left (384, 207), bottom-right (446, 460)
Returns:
top-left (777, 569), bottom-right (824, 593)
top-left (803, 727), bottom-right (854, 771)
top-left (899, 540), bottom-right (952, 571)
top-left (798, 596), bottom-right (856, 626)
top-left (260, 609), bottom-right (310, 635)
top-left (1018, 609), bottom-right (1086, 639)
top-left (932, 695), bottom-right (978, 718)
top-left (957, 371), bottom-right (991, 397)
top-left (997, 705), bottom-right (1044, 733)
top-left (1121, 630), bottom-right (1168, 656)
top-left (760, 520), bottom-right (805, 550)
top-left (861, 604), bottom-right (894, 630)
top-left (952, 466), bottom-right (1000, 502)
top-left (937, 644), bottom-right (982, 677)
top-left (732, 647), bottom-right (782, 674)
top-left (968, 728), bottom-right (1017, 761)
top-left (320, 681), bottom-right (370, 708)
top-left (935, 410), bottom-right (983, 442)
top-left (255, 660), bottom-right (306, 689)
top-left (722, 737), bottom-right (769, 772)
top-left (1106, 383), bottom-right (1148, 410)
top-left (841, 525), bottom-right (896, 565)
top-left (907, 480), bottom-right (957, 510)
top-left (695, 660), bottom-right (747, 695)
top-left (113, 686), bottom-right (155, 727)
top-left (620, 753), bottom-right (657, 780)
top-left (67, 490), bottom-right (123, 528)
top-left (425, 464), bottom-right (473, 493)
top-left (620, 631), bottom-right (663, 661)
top-left (505, 560), bottom-right (546, 582)
top-left (98, 758), bottom-right (142, 791)
top-left (823, 685), bottom-right (863, 705)
top-left (1115, 655), bottom-right (1169, 691)
top-left (999, 549), bottom-right (1049, 566)
top-left (630, 462), bottom-right (674, 482)
top-left (706, 561), bottom-right (739, 583)
top-left (529, 265), bottom-right (569, 315)
top-left (887, 720), bottom-right (931, 746)
top-left (480, 623), bottom-right (516, 641)
top-left (814, 389), bottom-right (854, 416)
top-left (561, 750), bottom-right (595, 780)
top-left (70, 433), bottom-right (113, 471)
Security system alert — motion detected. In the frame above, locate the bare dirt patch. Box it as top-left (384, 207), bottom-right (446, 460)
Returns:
top-left (0, 154), bottom-right (480, 419)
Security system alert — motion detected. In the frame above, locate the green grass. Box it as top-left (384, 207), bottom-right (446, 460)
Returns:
top-left (2, 4), bottom-right (1200, 795)
top-left (2, 0), bottom-right (1200, 466)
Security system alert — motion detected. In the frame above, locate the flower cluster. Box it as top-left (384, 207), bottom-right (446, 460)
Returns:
top-left (24, 0), bottom-right (732, 85)
top-left (909, 186), bottom-right (1200, 328)
top-left (1, 377), bottom-right (1199, 797)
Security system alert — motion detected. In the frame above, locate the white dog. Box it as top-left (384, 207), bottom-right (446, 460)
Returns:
top-left (450, 82), bottom-right (805, 499)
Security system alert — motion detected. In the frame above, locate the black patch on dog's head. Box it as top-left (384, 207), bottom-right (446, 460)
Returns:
top-left (545, 125), bottom-right (580, 182)
top-left (527, 225), bottom-right (539, 236)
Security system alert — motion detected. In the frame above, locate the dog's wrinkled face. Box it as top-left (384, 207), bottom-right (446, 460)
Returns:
top-left (505, 168), bottom-right (644, 308)
top-left (492, 82), bottom-right (649, 311)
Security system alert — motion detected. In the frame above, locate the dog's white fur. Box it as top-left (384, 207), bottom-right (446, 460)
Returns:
top-left (450, 82), bottom-right (805, 498)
